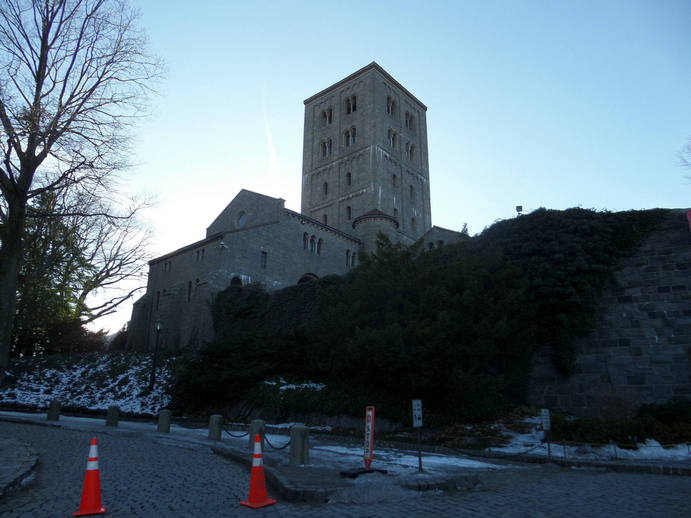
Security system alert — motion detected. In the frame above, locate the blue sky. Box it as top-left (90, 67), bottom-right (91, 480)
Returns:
top-left (100, 0), bottom-right (691, 332)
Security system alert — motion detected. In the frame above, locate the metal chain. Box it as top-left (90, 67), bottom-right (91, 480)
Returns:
top-left (223, 427), bottom-right (249, 438)
top-left (264, 434), bottom-right (290, 450)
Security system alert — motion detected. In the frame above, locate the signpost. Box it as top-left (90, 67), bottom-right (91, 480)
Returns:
top-left (412, 399), bottom-right (423, 472)
top-left (363, 406), bottom-right (376, 469)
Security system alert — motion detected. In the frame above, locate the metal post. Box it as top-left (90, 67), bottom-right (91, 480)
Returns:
top-left (149, 322), bottom-right (161, 391)
top-left (417, 429), bottom-right (423, 472)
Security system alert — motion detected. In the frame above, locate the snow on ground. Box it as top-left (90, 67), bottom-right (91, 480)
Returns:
top-left (491, 415), bottom-right (691, 462)
top-left (310, 444), bottom-right (505, 474)
top-left (0, 353), bottom-right (172, 415)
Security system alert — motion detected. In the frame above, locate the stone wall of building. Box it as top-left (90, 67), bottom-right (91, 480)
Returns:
top-left (529, 210), bottom-right (691, 416)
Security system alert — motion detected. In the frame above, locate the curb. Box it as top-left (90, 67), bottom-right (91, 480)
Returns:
top-left (0, 438), bottom-right (39, 499)
top-left (454, 448), bottom-right (691, 477)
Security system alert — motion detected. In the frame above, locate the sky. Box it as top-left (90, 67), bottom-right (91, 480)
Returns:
top-left (94, 0), bottom-right (691, 333)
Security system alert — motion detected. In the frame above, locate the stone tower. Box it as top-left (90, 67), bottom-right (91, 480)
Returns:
top-left (301, 62), bottom-right (431, 252)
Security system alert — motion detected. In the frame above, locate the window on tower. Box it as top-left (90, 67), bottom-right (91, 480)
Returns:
top-left (323, 214), bottom-right (328, 225)
top-left (323, 181), bottom-right (328, 196)
top-left (405, 111), bottom-right (415, 131)
top-left (345, 95), bottom-right (357, 114)
top-left (346, 206), bottom-right (352, 220)
top-left (386, 96), bottom-right (396, 115)
top-left (387, 129), bottom-right (397, 149)
top-left (345, 127), bottom-right (356, 147)
top-left (346, 172), bottom-right (352, 186)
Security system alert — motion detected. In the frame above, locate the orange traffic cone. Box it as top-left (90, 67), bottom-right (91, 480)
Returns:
top-left (73, 437), bottom-right (106, 516)
top-left (240, 434), bottom-right (277, 509)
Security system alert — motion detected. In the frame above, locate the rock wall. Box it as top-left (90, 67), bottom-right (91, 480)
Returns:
top-left (529, 209), bottom-right (691, 416)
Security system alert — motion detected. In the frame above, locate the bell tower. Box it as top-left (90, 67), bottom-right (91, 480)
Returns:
top-left (300, 62), bottom-right (431, 252)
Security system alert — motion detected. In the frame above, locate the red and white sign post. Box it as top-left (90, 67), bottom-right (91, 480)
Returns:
top-left (363, 406), bottom-right (376, 469)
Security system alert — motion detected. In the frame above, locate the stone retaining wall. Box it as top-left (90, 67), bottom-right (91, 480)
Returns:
top-left (529, 209), bottom-right (691, 416)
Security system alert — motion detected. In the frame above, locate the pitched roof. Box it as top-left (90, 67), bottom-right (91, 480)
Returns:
top-left (303, 62), bottom-right (427, 111)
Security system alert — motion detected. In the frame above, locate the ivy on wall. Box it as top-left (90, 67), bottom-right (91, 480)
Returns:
top-left (171, 208), bottom-right (667, 423)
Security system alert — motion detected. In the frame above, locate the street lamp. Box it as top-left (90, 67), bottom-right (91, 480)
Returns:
top-left (149, 322), bottom-right (162, 391)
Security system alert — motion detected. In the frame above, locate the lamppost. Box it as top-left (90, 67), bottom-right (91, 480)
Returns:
top-left (149, 322), bottom-right (162, 391)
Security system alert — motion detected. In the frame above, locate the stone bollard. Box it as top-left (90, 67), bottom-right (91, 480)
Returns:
top-left (157, 409), bottom-right (172, 433)
top-left (106, 405), bottom-right (120, 427)
top-left (290, 425), bottom-right (310, 465)
top-left (248, 419), bottom-right (266, 450)
top-left (46, 400), bottom-right (61, 421)
top-left (208, 414), bottom-right (223, 441)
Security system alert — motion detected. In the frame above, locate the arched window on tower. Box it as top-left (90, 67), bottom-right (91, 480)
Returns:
top-left (387, 129), bottom-right (397, 149)
top-left (411, 217), bottom-right (416, 231)
top-left (345, 97), bottom-right (351, 114)
top-left (323, 181), bottom-right (328, 197)
top-left (344, 129), bottom-right (351, 147)
top-left (346, 206), bottom-right (352, 220)
top-left (346, 172), bottom-right (352, 186)
top-left (409, 185), bottom-right (414, 200)
top-left (386, 96), bottom-right (396, 115)
top-left (322, 214), bottom-right (328, 225)
top-left (392, 174), bottom-right (397, 187)
top-left (310, 235), bottom-right (316, 253)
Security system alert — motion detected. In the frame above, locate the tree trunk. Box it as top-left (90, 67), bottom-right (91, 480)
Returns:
top-left (0, 201), bottom-right (26, 386)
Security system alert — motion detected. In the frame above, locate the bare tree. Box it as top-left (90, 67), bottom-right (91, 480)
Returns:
top-left (0, 0), bottom-right (162, 383)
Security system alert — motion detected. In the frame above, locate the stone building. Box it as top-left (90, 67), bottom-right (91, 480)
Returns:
top-left (127, 63), bottom-right (465, 351)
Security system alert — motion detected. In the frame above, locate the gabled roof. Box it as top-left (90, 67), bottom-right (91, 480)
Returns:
top-left (303, 61), bottom-right (427, 111)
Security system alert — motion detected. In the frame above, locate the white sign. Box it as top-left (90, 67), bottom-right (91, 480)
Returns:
top-left (540, 408), bottom-right (551, 431)
top-left (412, 399), bottom-right (423, 428)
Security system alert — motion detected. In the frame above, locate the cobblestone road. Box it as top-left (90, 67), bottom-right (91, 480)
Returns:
top-left (1, 421), bottom-right (690, 517)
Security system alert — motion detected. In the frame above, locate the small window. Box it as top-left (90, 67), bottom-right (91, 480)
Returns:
top-left (321, 141), bottom-right (327, 157)
top-left (409, 185), bottom-right (414, 200)
top-left (323, 214), bottom-right (328, 225)
top-left (346, 206), bottom-right (352, 220)
top-left (392, 174), bottom-right (397, 187)
top-left (346, 249), bottom-right (351, 266)
top-left (236, 211), bottom-right (247, 228)
top-left (393, 207), bottom-right (398, 218)
top-left (323, 181), bottom-right (328, 196)
top-left (303, 232), bottom-right (309, 250)
top-left (345, 95), bottom-right (357, 114)
top-left (327, 138), bottom-right (333, 155)
top-left (310, 235), bottom-right (316, 253)
top-left (411, 217), bottom-right (416, 231)
top-left (345, 127), bottom-right (356, 147)
top-left (187, 281), bottom-right (192, 302)
top-left (201, 248), bottom-right (205, 261)
top-left (409, 144), bottom-right (415, 160)
top-left (317, 238), bottom-right (323, 255)
top-left (387, 129), bottom-right (397, 148)
top-left (405, 111), bottom-right (415, 131)
top-left (320, 107), bottom-right (333, 126)
top-left (346, 172), bottom-right (352, 186)
top-left (386, 96), bottom-right (396, 115)
top-left (260, 250), bottom-right (268, 269)
top-left (351, 252), bottom-right (357, 266)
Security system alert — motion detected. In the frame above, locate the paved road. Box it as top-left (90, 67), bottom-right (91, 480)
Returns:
top-left (1, 421), bottom-right (690, 517)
